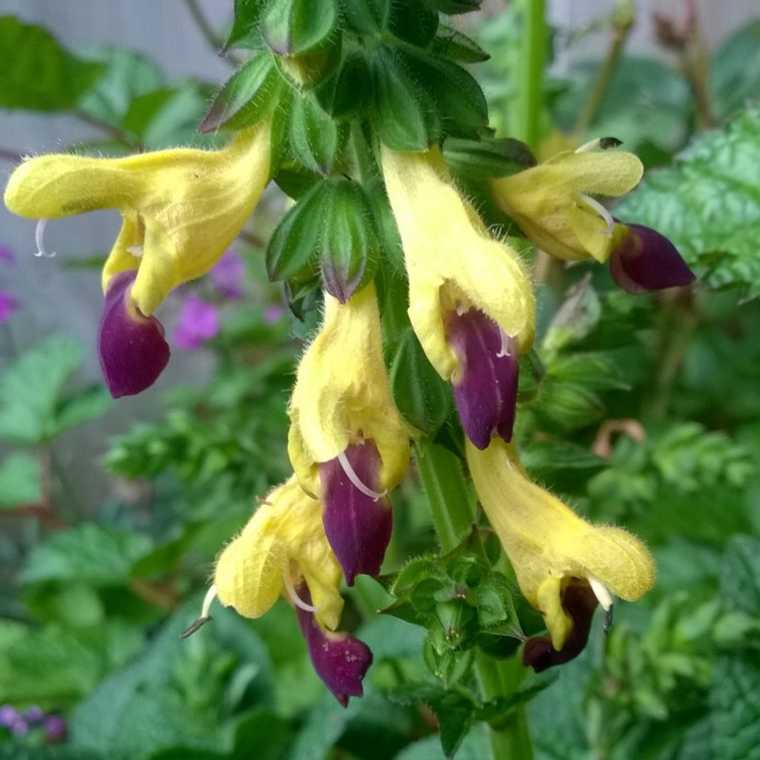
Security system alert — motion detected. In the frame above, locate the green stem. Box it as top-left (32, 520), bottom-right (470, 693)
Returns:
top-left (512, 0), bottom-right (546, 149)
top-left (416, 440), bottom-right (533, 760)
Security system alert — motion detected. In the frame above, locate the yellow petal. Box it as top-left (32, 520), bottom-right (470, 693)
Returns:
top-left (492, 149), bottom-right (644, 262)
top-left (4, 121), bottom-right (272, 315)
top-left (466, 438), bottom-right (654, 647)
top-left (381, 146), bottom-right (535, 379)
top-left (288, 283), bottom-right (410, 492)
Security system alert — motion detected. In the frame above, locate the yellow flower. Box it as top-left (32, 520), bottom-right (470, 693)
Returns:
top-left (213, 475), bottom-right (343, 631)
top-left (4, 120), bottom-right (271, 315)
top-left (381, 146), bottom-right (535, 382)
top-left (466, 438), bottom-right (654, 651)
top-left (491, 142), bottom-right (644, 263)
top-left (288, 282), bottom-right (410, 494)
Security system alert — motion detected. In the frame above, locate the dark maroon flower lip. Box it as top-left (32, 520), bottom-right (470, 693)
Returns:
top-left (447, 308), bottom-right (519, 450)
top-left (522, 580), bottom-right (599, 673)
top-left (320, 440), bottom-right (393, 585)
top-left (610, 222), bottom-right (696, 293)
top-left (98, 270), bottom-right (170, 398)
top-left (295, 584), bottom-right (373, 706)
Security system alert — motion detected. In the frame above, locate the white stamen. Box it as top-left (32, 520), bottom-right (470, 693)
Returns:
top-left (496, 329), bottom-right (513, 359)
top-left (283, 572), bottom-right (317, 613)
top-left (201, 584), bottom-right (218, 619)
top-left (456, 302), bottom-right (468, 316)
top-left (588, 576), bottom-right (614, 611)
top-left (579, 194), bottom-right (614, 237)
top-left (337, 449), bottom-right (386, 501)
top-left (127, 245), bottom-right (143, 258)
top-left (34, 219), bottom-right (56, 258)
top-left (575, 138), bottom-right (602, 153)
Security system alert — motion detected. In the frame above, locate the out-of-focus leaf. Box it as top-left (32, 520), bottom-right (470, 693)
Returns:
top-left (0, 452), bottom-right (42, 508)
top-left (53, 385), bottom-right (112, 434)
top-left (616, 107), bottom-right (760, 297)
top-left (20, 523), bottom-right (152, 586)
top-left (0, 16), bottom-right (103, 111)
top-left (0, 335), bottom-right (83, 444)
top-left (710, 20), bottom-right (760, 121)
top-left (720, 535), bottom-right (760, 616)
top-left (394, 724), bottom-right (491, 760)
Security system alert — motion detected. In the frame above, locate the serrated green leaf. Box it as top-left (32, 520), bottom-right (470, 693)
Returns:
top-left (0, 452), bottom-right (42, 508)
top-left (720, 535), bottom-right (760, 616)
top-left (262, 0), bottom-right (338, 56)
top-left (0, 16), bottom-right (103, 111)
top-left (390, 329), bottom-right (451, 435)
top-left (710, 20), bottom-right (760, 121)
top-left (709, 656), bottom-right (760, 760)
top-left (616, 107), bottom-right (760, 297)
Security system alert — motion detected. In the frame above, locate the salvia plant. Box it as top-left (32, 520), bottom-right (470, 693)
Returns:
top-left (6, 0), bottom-right (734, 757)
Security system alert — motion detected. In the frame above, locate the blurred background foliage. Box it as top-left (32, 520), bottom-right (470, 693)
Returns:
top-left (1, 1), bottom-right (760, 758)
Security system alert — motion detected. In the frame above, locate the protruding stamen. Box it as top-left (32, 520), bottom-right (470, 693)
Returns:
top-left (603, 604), bottom-right (614, 634)
top-left (34, 219), bottom-right (56, 258)
top-left (579, 194), bottom-right (614, 236)
top-left (127, 245), bottom-right (144, 258)
top-left (575, 136), bottom-right (623, 153)
top-left (283, 571), bottom-right (317, 613)
top-left (337, 449), bottom-right (386, 501)
top-left (588, 575), bottom-right (614, 611)
top-left (496, 329), bottom-right (513, 359)
top-left (180, 586), bottom-right (217, 639)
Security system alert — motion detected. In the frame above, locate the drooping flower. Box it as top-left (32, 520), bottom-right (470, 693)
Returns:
top-left (174, 295), bottom-right (220, 350)
top-left (4, 120), bottom-right (271, 395)
top-left (466, 438), bottom-right (655, 670)
top-left (210, 249), bottom-right (246, 300)
top-left (608, 222), bottom-right (695, 293)
top-left (491, 141), bottom-right (644, 263)
top-left (381, 146), bottom-right (534, 449)
top-left (288, 283), bottom-right (409, 584)
top-left (204, 476), bottom-right (372, 704)
top-left (99, 271), bottom-right (170, 398)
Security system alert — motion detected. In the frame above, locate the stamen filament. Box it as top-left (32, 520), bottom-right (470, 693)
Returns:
top-left (179, 584), bottom-right (217, 639)
top-left (283, 572), bottom-right (317, 613)
top-left (588, 576), bottom-right (614, 611)
top-left (337, 449), bottom-right (386, 501)
top-left (496, 329), bottom-right (512, 359)
top-left (579, 194), bottom-right (614, 236)
top-left (34, 219), bottom-right (56, 258)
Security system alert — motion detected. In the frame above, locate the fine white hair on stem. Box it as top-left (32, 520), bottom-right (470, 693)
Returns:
top-left (283, 571), bottom-right (317, 613)
top-left (338, 449), bottom-right (386, 501)
top-left (34, 219), bottom-right (56, 258)
top-left (579, 194), bottom-right (614, 236)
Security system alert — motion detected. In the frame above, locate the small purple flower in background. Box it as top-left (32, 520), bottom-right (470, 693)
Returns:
top-left (0, 291), bottom-right (19, 324)
top-left (0, 244), bottom-right (15, 264)
top-left (174, 295), bottom-right (220, 350)
top-left (43, 714), bottom-right (67, 743)
top-left (210, 250), bottom-right (245, 300)
top-left (263, 303), bottom-right (286, 323)
top-left (0, 704), bottom-right (18, 728)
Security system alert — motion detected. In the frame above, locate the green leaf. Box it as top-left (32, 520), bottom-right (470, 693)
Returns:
top-left (709, 656), bottom-right (760, 760)
top-left (53, 385), bottom-right (111, 435)
top-left (443, 136), bottom-right (535, 180)
top-left (426, 0), bottom-right (482, 14)
top-left (262, 0), bottom-right (338, 56)
top-left (0, 16), bottom-right (103, 111)
top-left (720, 536), bottom-right (760, 616)
top-left (616, 107), bottom-right (760, 297)
top-left (20, 523), bottom-right (153, 587)
top-left (200, 52), bottom-right (280, 132)
top-left (318, 49), bottom-right (373, 118)
top-left (710, 20), bottom-right (760, 121)
top-left (395, 725), bottom-right (491, 760)
top-left (433, 25), bottom-right (489, 62)
top-left (387, 0), bottom-right (439, 47)
top-left (266, 179), bottom-right (331, 280)
top-left (0, 335), bottom-right (83, 444)
top-left (319, 178), bottom-right (379, 301)
top-left (390, 329), bottom-right (451, 436)
top-left (340, 0), bottom-right (388, 35)
top-left (224, 0), bottom-right (267, 50)
top-left (289, 92), bottom-right (345, 173)
top-left (542, 275), bottom-right (601, 353)
top-left (0, 452), bottom-right (42, 508)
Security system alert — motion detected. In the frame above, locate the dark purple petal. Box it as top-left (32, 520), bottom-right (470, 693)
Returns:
top-left (522, 580), bottom-right (598, 673)
top-left (295, 586), bottom-right (373, 707)
top-left (0, 290), bottom-right (19, 324)
top-left (174, 295), bottom-right (220, 350)
top-left (320, 441), bottom-right (392, 585)
top-left (447, 309), bottom-right (519, 449)
top-left (210, 250), bottom-right (245, 300)
top-left (43, 715), bottom-right (67, 744)
top-left (610, 223), bottom-right (696, 293)
top-left (98, 271), bottom-right (170, 398)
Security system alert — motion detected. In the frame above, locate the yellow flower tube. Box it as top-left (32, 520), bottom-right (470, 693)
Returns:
top-left (466, 438), bottom-right (654, 659)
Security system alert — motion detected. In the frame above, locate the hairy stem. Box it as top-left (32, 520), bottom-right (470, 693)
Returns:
top-left (513, 0), bottom-right (546, 149)
top-left (416, 439), bottom-right (534, 760)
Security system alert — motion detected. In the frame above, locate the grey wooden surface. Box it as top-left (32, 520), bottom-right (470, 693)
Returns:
top-left (0, 0), bottom-right (757, 510)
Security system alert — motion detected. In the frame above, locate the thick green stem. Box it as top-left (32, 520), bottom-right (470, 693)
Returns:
top-left (512, 0), bottom-right (546, 149)
top-left (416, 440), bottom-right (533, 760)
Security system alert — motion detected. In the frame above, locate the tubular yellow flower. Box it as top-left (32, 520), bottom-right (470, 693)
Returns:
top-left (3, 119), bottom-right (271, 316)
top-left (214, 475), bottom-right (343, 631)
top-left (491, 142), bottom-right (644, 263)
top-left (288, 282), bottom-right (410, 494)
top-left (466, 438), bottom-right (654, 653)
top-left (381, 146), bottom-right (535, 380)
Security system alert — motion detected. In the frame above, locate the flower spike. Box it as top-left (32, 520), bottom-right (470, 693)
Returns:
top-left (466, 438), bottom-right (655, 666)
top-left (381, 146), bottom-right (534, 450)
top-left (491, 145), bottom-right (644, 263)
top-left (609, 222), bottom-right (695, 293)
